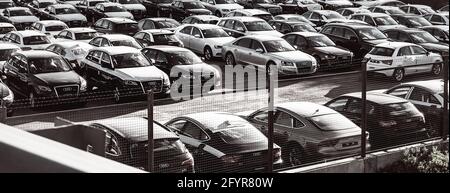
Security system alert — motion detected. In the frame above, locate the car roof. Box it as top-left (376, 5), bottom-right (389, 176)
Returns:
top-left (35, 0), bottom-right (56, 2)
top-left (101, 17), bottom-right (136, 24)
top-left (98, 2), bottom-right (122, 7)
top-left (50, 41), bottom-right (91, 49)
top-left (182, 112), bottom-right (254, 133)
top-left (374, 6), bottom-right (401, 10)
top-left (352, 13), bottom-right (389, 17)
top-left (0, 22), bottom-right (14, 28)
top-left (139, 29), bottom-right (173, 35)
top-left (0, 43), bottom-right (20, 50)
top-left (398, 79), bottom-right (445, 94)
top-left (183, 24), bottom-right (221, 30)
top-left (98, 34), bottom-right (134, 41)
top-left (403, 4), bottom-right (432, 8)
top-left (235, 9), bottom-right (270, 15)
top-left (36, 20), bottom-right (68, 27)
top-left (342, 92), bottom-right (409, 104)
top-left (65, 27), bottom-right (97, 33)
top-left (145, 45), bottom-right (190, 53)
top-left (244, 35), bottom-right (282, 41)
top-left (189, 15), bottom-right (219, 20)
top-left (142, 18), bottom-right (177, 22)
top-left (385, 28), bottom-right (424, 33)
top-left (398, 14), bottom-right (425, 18)
top-left (221, 16), bottom-right (264, 22)
top-left (277, 102), bottom-right (338, 117)
top-left (275, 14), bottom-right (305, 18)
top-left (51, 4), bottom-right (76, 9)
top-left (323, 23), bottom-right (372, 29)
top-left (375, 41), bottom-right (416, 48)
top-left (13, 30), bottom-right (46, 37)
top-left (310, 10), bottom-right (339, 14)
top-left (92, 46), bottom-right (139, 55)
top-left (288, 31), bottom-right (324, 37)
top-left (91, 117), bottom-right (178, 142)
top-left (16, 50), bottom-right (59, 58)
top-left (6, 7), bottom-right (30, 11)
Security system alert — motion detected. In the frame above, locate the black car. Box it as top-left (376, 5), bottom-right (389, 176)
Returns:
top-left (423, 13), bottom-right (449, 26)
top-left (421, 26), bottom-right (449, 44)
top-left (269, 20), bottom-right (317, 34)
top-left (38, 4), bottom-right (88, 27)
top-left (169, 0), bottom-right (212, 21)
top-left (141, 0), bottom-right (173, 17)
top-left (75, 0), bottom-right (108, 22)
top-left (279, 0), bottom-right (322, 15)
top-left (325, 92), bottom-right (428, 148)
top-left (367, 6), bottom-right (406, 15)
top-left (164, 112), bottom-right (282, 173)
top-left (282, 32), bottom-right (355, 70)
top-left (0, 0), bottom-right (14, 10)
top-left (86, 2), bottom-right (134, 21)
top-left (1, 50), bottom-right (87, 108)
top-left (383, 80), bottom-right (446, 137)
top-left (320, 23), bottom-right (390, 58)
top-left (238, 0), bottom-right (282, 15)
top-left (137, 18), bottom-right (181, 31)
top-left (134, 29), bottom-right (183, 47)
top-left (302, 10), bottom-right (347, 27)
top-left (88, 117), bottom-right (195, 173)
top-left (390, 14), bottom-right (432, 28)
top-left (92, 18), bottom-right (139, 36)
top-left (383, 28), bottom-right (449, 55)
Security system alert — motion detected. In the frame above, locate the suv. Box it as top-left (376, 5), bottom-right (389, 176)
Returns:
top-left (383, 28), bottom-right (449, 56)
top-left (199, 0), bottom-right (243, 17)
top-left (2, 30), bottom-right (52, 50)
top-left (349, 13), bottom-right (406, 31)
top-left (80, 46), bottom-right (170, 102)
top-left (92, 18), bottom-right (139, 36)
top-left (216, 17), bottom-right (283, 38)
top-left (320, 23), bottom-right (389, 58)
top-left (1, 50), bottom-right (87, 107)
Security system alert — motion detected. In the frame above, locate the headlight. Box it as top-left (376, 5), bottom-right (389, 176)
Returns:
top-left (124, 80), bottom-right (139, 86)
top-left (281, 61), bottom-right (295, 66)
top-left (3, 91), bottom-right (13, 102)
top-left (381, 60), bottom-right (393, 65)
top-left (324, 55), bottom-right (336, 60)
top-left (79, 77), bottom-right (87, 91)
top-left (163, 73), bottom-right (170, 86)
top-left (214, 45), bottom-right (222, 49)
top-left (37, 85), bottom-right (52, 92)
top-left (221, 9), bottom-right (230, 12)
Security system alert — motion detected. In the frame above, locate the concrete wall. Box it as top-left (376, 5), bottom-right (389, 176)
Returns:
top-left (281, 140), bottom-right (448, 173)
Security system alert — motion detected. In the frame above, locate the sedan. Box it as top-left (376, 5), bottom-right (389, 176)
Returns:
top-left (0, 7), bottom-right (39, 30)
top-left (269, 20), bottom-right (317, 34)
top-left (423, 13), bottom-right (449, 26)
top-left (164, 112), bottom-right (282, 173)
top-left (383, 28), bottom-right (449, 56)
top-left (88, 2), bottom-right (134, 21)
top-left (279, 0), bottom-right (322, 15)
top-left (421, 25), bottom-right (449, 44)
top-left (109, 0), bottom-right (147, 20)
top-left (175, 24), bottom-right (235, 60)
top-left (0, 22), bottom-right (16, 39)
top-left (390, 14), bottom-right (433, 28)
top-left (199, 0), bottom-right (243, 17)
top-left (302, 10), bottom-right (347, 27)
top-left (93, 18), bottom-right (139, 36)
top-left (282, 32), bottom-right (354, 70)
top-left (222, 35), bottom-right (318, 76)
top-left (169, 0), bottom-right (212, 21)
top-left (240, 102), bottom-right (369, 166)
top-left (137, 18), bottom-right (180, 31)
top-left (182, 15), bottom-right (219, 25)
top-left (2, 30), bottom-right (52, 50)
top-left (38, 4), bottom-right (88, 27)
top-left (316, 0), bottom-right (353, 10)
top-left (27, 20), bottom-right (68, 37)
top-left (134, 29), bottom-right (183, 47)
top-left (349, 13), bottom-right (406, 31)
top-left (89, 34), bottom-right (143, 49)
top-left (54, 27), bottom-right (99, 43)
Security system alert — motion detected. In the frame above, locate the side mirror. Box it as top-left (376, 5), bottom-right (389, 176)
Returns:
top-left (255, 48), bottom-right (264, 53)
top-left (426, 51), bottom-right (430, 56)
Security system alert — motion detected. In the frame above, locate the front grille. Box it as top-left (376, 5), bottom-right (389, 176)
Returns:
top-left (141, 80), bottom-right (163, 93)
top-left (268, 8), bottom-right (281, 13)
top-left (296, 61), bottom-right (313, 73)
top-left (54, 85), bottom-right (79, 98)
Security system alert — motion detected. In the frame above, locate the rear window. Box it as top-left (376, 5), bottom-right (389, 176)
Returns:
top-left (383, 102), bottom-right (421, 116)
top-left (153, 138), bottom-right (186, 156)
top-left (369, 47), bottom-right (394, 56)
top-left (216, 126), bottom-right (266, 145)
top-left (308, 113), bottom-right (359, 131)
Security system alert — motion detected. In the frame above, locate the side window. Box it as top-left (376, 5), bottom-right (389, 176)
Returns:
top-left (310, 12), bottom-right (320, 20)
top-left (180, 26), bottom-right (193, 34)
top-left (182, 122), bottom-right (208, 141)
top-left (105, 131), bottom-right (121, 156)
top-left (275, 111), bottom-right (305, 128)
top-left (66, 32), bottom-right (73, 39)
top-left (101, 20), bottom-right (110, 29)
top-left (400, 6), bottom-right (409, 13)
top-left (431, 15), bottom-right (444, 23)
top-left (281, 24), bottom-right (291, 33)
top-left (343, 28), bottom-right (357, 40)
top-left (332, 27), bottom-right (344, 38)
top-left (346, 99), bottom-right (362, 114)
top-left (91, 51), bottom-right (102, 64)
top-left (397, 46), bottom-right (412, 56)
top-left (397, 32), bottom-right (412, 42)
top-left (364, 16), bottom-right (375, 26)
top-left (409, 87), bottom-right (432, 102)
top-left (90, 37), bottom-right (102, 46)
top-left (321, 26), bottom-right (333, 35)
top-left (191, 27), bottom-right (202, 37)
top-left (143, 20), bottom-right (155, 29)
top-left (46, 45), bottom-right (56, 52)
top-left (224, 20), bottom-right (235, 29)
top-left (17, 56), bottom-right (28, 73)
top-left (252, 110), bottom-right (268, 122)
top-left (387, 86), bottom-right (412, 98)
top-left (283, 34), bottom-right (296, 44)
top-left (166, 120), bottom-right (186, 133)
top-left (272, 22), bottom-right (282, 31)
top-left (100, 39), bottom-right (110, 47)
top-left (411, 7), bottom-right (421, 15)
top-left (411, 46), bottom-right (427, 55)
top-left (155, 52), bottom-right (168, 64)
top-left (385, 31), bottom-right (398, 39)
top-left (235, 38), bottom-right (251, 48)
top-left (294, 36), bottom-right (308, 47)
top-left (327, 98), bottom-right (349, 112)
top-left (58, 31), bottom-right (68, 38)
top-left (250, 40), bottom-right (263, 51)
top-left (134, 32), bottom-right (145, 39)
top-left (234, 22), bottom-right (245, 32)
top-left (142, 49), bottom-right (158, 60)
top-left (101, 52), bottom-right (111, 66)
top-left (182, 17), bottom-right (192, 24)
top-left (351, 15), bottom-right (364, 21)
top-left (303, 11), bottom-right (312, 19)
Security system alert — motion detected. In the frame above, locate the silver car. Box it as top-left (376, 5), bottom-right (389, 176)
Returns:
top-left (221, 35), bottom-right (318, 76)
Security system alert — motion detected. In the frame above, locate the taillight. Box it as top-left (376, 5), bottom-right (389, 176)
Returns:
top-left (220, 155), bottom-right (242, 164)
top-left (181, 156), bottom-right (194, 166)
top-left (379, 120), bottom-right (397, 127)
top-left (318, 139), bottom-right (339, 147)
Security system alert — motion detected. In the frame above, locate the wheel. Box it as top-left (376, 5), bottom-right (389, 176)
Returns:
top-left (392, 68), bottom-right (404, 82)
top-left (431, 63), bottom-right (442, 76)
top-left (203, 46), bottom-right (213, 61)
top-left (113, 87), bottom-right (121, 103)
top-left (285, 144), bottom-right (306, 166)
top-left (225, 53), bottom-right (236, 66)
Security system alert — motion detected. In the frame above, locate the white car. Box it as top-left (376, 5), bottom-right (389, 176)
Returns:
top-left (199, 0), bottom-right (243, 17)
top-left (45, 40), bottom-right (93, 68)
top-left (56, 0), bottom-right (81, 6)
top-left (317, 0), bottom-right (354, 10)
top-left (1, 30), bottom-right (52, 50)
top-left (225, 9), bottom-right (273, 22)
top-left (182, 15), bottom-right (220, 24)
top-left (54, 27), bottom-right (99, 43)
top-left (95, 2), bottom-right (134, 20)
top-left (0, 7), bottom-right (40, 30)
top-left (273, 14), bottom-right (316, 27)
top-left (217, 17), bottom-right (283, 38)
top-left (349, 13), bottom-right (406, 31)
top-left (175, 24), bottom-right (235, 60)
top-left (0, 43), bottom-right (20, 68)
top-left (28, 20), bottom-right (69, 38)
top-left (0, 22), bottom-right (15, 39)
top-left (88, 34), bottom-right (142, 49)
top-left (365, 42), bottom-right (443, 81)
top-left (108, 0), bottom-right (146, 20)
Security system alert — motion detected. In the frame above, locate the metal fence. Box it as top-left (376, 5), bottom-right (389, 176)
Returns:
top-left (0, 53), bottom-right (448, 173)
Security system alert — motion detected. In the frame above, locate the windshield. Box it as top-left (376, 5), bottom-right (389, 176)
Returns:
top-left (152, 138), bottom-right (186, 157)
top-left (292, 24), bottom-right (316, 32)
top-left (39, 2), bottom-right (54, 8)
top-left (55, 8), bottom-right (79, 14)
top-left (308, 113), bottom-right (359, 131)
top-left (0, 27), bottom-right (15, 34)
top-left (244, 21), bottom-right (273, 31)
top-left (374, 16), bottom-right (398, 25)
top-left (384, 102), bottom-right (420, 117)
top-left (0, 49), bottom-right (18, 61)
top-left (357, 28), bottom-right (386, 40)
top-left (153, 34), bottom-right (178, 42)
top-left (255, 0), bottom-right (273, 3)
top-left (324, 12), bottom-right (345, 20)
top-left (28, 57), bottom-right (72, 74)
top-left (215, 0), bottom-right (235, 4)
top-left (111, 40), bottom-right (142, 49)
top-left (104, 6), bottom-right (126, 12)
top-left (155, 20), bottom-right (180, 28)
top-left (112, 52), bottom-right (151, 68)
top-left (263, 40), bottom-right (295, 52)
top-left (202, 28), bottom-right (229, 38)
top-left (0, 2), bottom-right (13, 9)
top-left (410, 32), bottom-right (439, 43)
top-left (46, 25), bottom-right (67, 31)
top-left (309, 35), bottom-right (336, 47)
top-left (115, 23), bottom-right (139, 31)
top-left (9, 9), bottom-right (33, 16)
top-left (74, 32), bottom-right (98, 40)
top-left (387, 9), bottom-right (405, 15)
top-left (118, 0), bottom-right (140, 4)
top-left (217, 127), bottom-right (266, 145)
top-left (419, 7), bottom-right (436, 14)
top-left (408, 17), bottom-right (432, 27)
top-left (23, 36), bottom-right (51, 45)
top-left (369, 47), bottom-right (394, 56)
top-left (167, 51), bottom-right (202, 65)
top-left (183, 2), bottom-right (205, 9)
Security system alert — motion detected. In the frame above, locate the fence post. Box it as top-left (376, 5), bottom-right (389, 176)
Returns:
top-left (443, 55), bottom-right (449, 140)
top-left (266, 63), bottom-right (274, 173)
top-left (147, 90), bottom-right (154, 173)
top-left (361, 60), bottom-right (367, 158)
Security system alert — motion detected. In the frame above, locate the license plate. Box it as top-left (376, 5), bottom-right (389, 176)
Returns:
top-left (252, 152), bottom-right (262, 157)
top-left (63, 87), bottom-right (72, 92)
top-left (159, 163), bottom-right (170, 168)
top-left (148, 82), bottom-right (156, 86)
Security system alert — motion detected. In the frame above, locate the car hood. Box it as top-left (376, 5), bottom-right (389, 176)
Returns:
top-left (122, 4), bottom-right (146, 11)
top-left (0, 83), bottom-right (11, 98)
top-left (207, 37), bottom-right (235, 45)
top-left (105, 12), bottom-right (134, 19)
top-left (9, 16), bottom-right (39, 23)
top-left (214, 4), bottom-right (243, 10)
top-left (376, 24), bottom-right (407, 31)
top-left (248, 30), bottom-right (283, 37)
top-left (270, 51), bottom-right (314, 62)
top-left (325, 1), bottom-right (353, 6)
top-left (314, 46), bottom-right (352, 55)
top-left (172, 63), bottom-right (219, 77)
top-left (115, 66), bottom-right (165, 82)
top-left (56, 14), bottom-right (87, 22)
top-left (420, 42), bottom-right (449, 53)
top-left (365, 39), bottom-right (390, 46)
top-left (32, 71), bottom-right (81, 86)
top-left (258, 4), bottom-right (282, 9)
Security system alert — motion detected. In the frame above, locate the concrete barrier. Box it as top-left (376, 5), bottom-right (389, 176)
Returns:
top-left (281, 140), bottom-right (448, 173)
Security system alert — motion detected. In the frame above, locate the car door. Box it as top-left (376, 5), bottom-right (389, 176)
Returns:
top-left (342, 28), bottom-right (361, 54)
top-left (232, 21), bottom-right (246, 38)
top-left (189, 27), bottom-right (204, 53)
top-left (309, 12), bottom-right (323, 26)
top-left (176, 26), bottom-right (193, 48)
top-left (410, 45), bottom-right (432, 73)
top-left (172, 1), bottom-right (185, 21)
top-left (154, 51), bottom-right (172, 75)
top-left (247, 39), bottom-right (267, 67)
top-left (273, 110), bottom-right (310, 147)
top-left (233, 37), bottom-right (252, 65)
top-left (15, 55), bottom-right (30, 94)
top-left (343, 98), bottom-right (363, 126)
top-left (3, 55), bottom-right (25, 94)
top-left (93, 20), bottom-right (107, 34)
top-left (396, 46), bottom-right (418, 75)
top-left (84, 50), bottom-right (103, 86)
top-left (247, 108), bottom-right (271, 135)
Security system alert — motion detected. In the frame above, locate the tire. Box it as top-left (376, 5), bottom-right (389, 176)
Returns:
top-left (392, 68), bottom-right (404, 82)
top-left (431, 63), bottom-right (442, 76)
top-left (225, 53), bottom-right (236, 66)
top-left (285, 144), bottom-right (306, 166)
top-left (204, 46), bottom-right (213, 61)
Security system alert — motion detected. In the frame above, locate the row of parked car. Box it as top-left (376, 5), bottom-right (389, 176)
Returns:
top-left (57, 77), bottom-right (444, 172)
